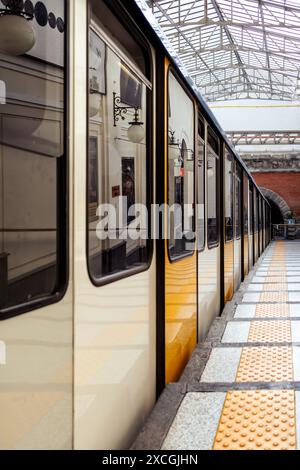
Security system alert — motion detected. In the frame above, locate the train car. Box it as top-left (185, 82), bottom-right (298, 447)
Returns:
top-left (0, 0), bottom-right (271, 450)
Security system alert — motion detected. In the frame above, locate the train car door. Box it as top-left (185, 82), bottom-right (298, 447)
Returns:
top-left (243, 173), bottom-right (249, 277)
top-left (198, 126), bottom-right (221, 340)
top-left (253, 187), bottom-right (259, 263)
top-left (234, 162), bottom-right (242, 290)
top-left (248, 184), bottom-right (254, 269)
top-left (74, 1), bottom-right (157, 449)
top-left (223, 148), bottom-right (234, 302)
top-left (164, 63), bottom-right (197, 383)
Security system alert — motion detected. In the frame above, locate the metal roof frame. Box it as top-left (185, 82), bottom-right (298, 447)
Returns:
top-left (148, 0), bottom-right (300, 101)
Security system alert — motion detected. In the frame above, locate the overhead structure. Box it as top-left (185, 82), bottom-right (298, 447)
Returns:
top-left (147, 0), bottom-right (300, 102)
top-left (227, 130), bottom-right (300, 146)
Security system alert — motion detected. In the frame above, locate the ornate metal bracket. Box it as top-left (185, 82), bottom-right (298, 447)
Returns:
top-left (113, 92), bottom-right (140, 127)
top-left (0, 0), bottom-right (34, 20)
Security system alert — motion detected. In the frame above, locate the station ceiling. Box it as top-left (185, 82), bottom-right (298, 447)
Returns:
top-left (147, 0), bottom-right (300, 102)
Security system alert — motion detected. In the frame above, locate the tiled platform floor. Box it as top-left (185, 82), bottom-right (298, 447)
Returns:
top-left (132, 241), bottom-right (300, 451)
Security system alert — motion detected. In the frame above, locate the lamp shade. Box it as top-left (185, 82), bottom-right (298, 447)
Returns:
top-left (0, 15), bottom-right (36, 56)
top-left (89, 92), bottom-right (101, 118)
top-left (127, 123), bottom-right (145, 144)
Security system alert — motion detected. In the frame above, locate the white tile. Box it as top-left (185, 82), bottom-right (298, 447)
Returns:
top-left (162, 393), bottom-right (226, 451)
top-left (289, 305), bottom-right (300, 317)
top-left (292, 322), bottom-right (300, 343)
top-left (296, 392), bottom-right (300, 451)
top-left (289, 293), bottom-right (300, 303)
top-left (242, 293), bottom-right (261, 303)
top-left (201, 348), bottom-right (241, 383)
top-left (252, 276), bottom-right (266, 283)
top-left (234, 305), bottom-right (256, 318)
top-left (247, 284), bottom-right (263, 292)
top-left (222, 322), bottom-right (250, 343)
top-left (287, 283), bottom-right (300, 291)
top-left (287, 277), bottom-right (300, 283)
top-left (293, 347), bottom-right (300, 381)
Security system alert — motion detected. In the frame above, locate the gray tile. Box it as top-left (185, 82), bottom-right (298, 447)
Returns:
top-left (200, 348), bottom-right (241, 383)
top-left (222, 322), bottom-right (250, 343)
top-left (162, 393), bottom-right (226, 450)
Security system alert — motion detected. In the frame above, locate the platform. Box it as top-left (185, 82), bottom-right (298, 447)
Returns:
top-left (133, 241), bottom-right (300, 451)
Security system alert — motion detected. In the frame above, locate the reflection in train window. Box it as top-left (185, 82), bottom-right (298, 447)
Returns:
top-left (197, 134), bottom-right (205, 251)
top-left (0, 1), bottom-right (67, 314)
top-left (235, 164), bottom-right (242, 239)
top-left (224, 150), bottom-right (234, 242)
top-left (87, 5), bottom-right (151, 284)
top-left (168, 70), bottom-right (195, 260)
top-left (207, 133), bottom-right (219, 248)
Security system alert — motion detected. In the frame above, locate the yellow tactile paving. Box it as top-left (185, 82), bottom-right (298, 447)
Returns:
top-left (255, 304), bottom-right (290, 318)
top-left (248, 320), bottom-right (291, 343)
top-left (260, 292), bottom-right (289, 303)
top-left (236, 347), bottom-right (293, 382)
top-left (265, 276), bottom-right (287, 283)
top-left (213, 390), bottom-right (296, 450)
top-left (262, 283), bottom-right (288, 292)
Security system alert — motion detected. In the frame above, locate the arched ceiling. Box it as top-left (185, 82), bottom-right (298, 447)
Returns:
top-left (147, 0), bottom-right (300, 102)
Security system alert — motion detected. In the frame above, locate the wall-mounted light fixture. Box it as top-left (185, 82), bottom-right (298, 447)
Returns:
top-left (0, 1), bottom-right (36, 56)
top-left (113, 92), bottom-right (145, 144)
top-left (169, 130), bottom-right (194, 162)
top-left (168, 130), bottom-right (180, 161)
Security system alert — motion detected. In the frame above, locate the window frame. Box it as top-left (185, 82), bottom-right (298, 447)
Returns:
top-left (0, 0), bottom-right (69, 321)
top-left (207, 128), bottom-right (220, 250)
top-left (167, 66), bottom-right (196, 263)
top-left (86, 5), bottom-right (153, 287)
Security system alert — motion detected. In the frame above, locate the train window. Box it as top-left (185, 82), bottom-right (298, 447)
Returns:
top-left (0, 1), bottom-right (67, 316)
top-left (243, 174), bottom-right (249, 235)
top-left (207, 129), bottom-right (219, 248)
top-left (235, 164), bottom-right (242, 240)
top-left (253, 189), bottom-right (258, 233)
top-left (249, 188), bottom-right (253, 235)
top-left (258, 196), bottom-right (262, 232)
top-left (87, 2), bottom-right (152, 284)
top-left (224, 149), bottom-right (234, 242)
top-left (168, 70), bottom-right (195, 260)
top-left (197, 119), bottom-right (205, 252)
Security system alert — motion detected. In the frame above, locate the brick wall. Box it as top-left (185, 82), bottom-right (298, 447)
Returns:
top-left (253, 172), bottom-right (300, 217)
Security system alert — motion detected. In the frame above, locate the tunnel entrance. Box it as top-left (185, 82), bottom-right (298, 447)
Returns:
top-left (267, 199), bottom-right (284, 225)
